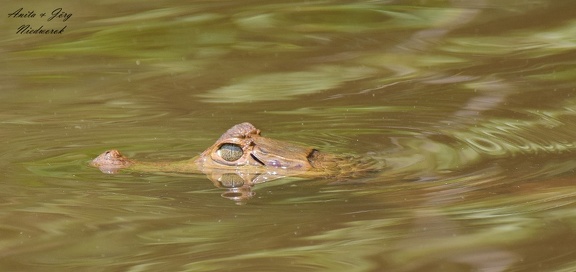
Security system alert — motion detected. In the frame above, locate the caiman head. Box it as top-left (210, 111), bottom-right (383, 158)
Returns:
top-left (91, 123), bottom-right (341, 180)
top-left (194, 122), bottom-right (325, 188)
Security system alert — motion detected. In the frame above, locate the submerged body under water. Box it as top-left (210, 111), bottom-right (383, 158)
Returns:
top-left (3, 0), bottom-right (576, 271)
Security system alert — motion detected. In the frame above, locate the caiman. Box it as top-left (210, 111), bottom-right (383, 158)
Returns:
top-left (92, 108), bottom-right (576, 201)
top-left (91, 122), bottom-right (383, 200)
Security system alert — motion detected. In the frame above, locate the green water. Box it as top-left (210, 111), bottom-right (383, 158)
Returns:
top-left (3, 1), bottom-right (576, 271)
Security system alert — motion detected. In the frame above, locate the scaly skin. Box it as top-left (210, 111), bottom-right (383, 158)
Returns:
top-left (90, 116), bottom-right (576, 202)
top-left (91, 123), bottom-right (382, 192)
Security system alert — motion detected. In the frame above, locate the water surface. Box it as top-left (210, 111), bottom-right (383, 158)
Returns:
top-left (2, 0), bottom-right (576, 271)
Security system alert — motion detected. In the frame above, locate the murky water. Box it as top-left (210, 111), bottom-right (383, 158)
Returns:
top-left (3, 0), bottom-right (576, 271)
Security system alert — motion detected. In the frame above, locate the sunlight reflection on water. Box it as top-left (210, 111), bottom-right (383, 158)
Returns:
top-left (3, 0), bottom-right (576, 271)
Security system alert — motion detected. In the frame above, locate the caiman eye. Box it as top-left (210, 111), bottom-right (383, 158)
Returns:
top-left (217, 144), bottom-right (243, 162)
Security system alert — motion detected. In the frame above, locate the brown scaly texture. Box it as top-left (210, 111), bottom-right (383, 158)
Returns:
top-left (91, 122), bottom-right (383, 182)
